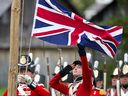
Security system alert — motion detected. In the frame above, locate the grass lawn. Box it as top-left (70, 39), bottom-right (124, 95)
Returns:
top-left (0, 87), bottom-right (6, 96)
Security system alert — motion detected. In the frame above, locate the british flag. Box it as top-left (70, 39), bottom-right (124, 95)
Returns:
top-left (32, 0), bottom-right (123, 58)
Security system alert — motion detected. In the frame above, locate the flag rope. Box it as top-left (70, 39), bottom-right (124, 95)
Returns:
top-left (18, 0), bottom-right (24, 75)
top-left (19, 0), bottom-right (24, 56)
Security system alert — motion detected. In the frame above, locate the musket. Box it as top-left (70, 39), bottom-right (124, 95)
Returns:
top-left (46, 57), bottom-right (50, 90)
top-left (103, 58), bottom-right (107, 91)
top-left (101, 55), bottom-right (107, 91)
top-left (116, 60), bottom-right (123, 96)
top-left (115, 53), bottom-right (123, 96)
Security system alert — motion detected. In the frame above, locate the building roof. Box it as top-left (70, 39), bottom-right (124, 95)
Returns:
top-left (84, 0), bottom-right (114, 20)
top-left (0, 0), bottom-right (11, 17)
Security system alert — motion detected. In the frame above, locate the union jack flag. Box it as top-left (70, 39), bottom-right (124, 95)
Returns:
top-left (32, 0), bottom-right (123, 58)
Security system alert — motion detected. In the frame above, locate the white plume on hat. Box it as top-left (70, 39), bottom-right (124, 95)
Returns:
top-left (93, 60), bottom-right (99, 69)
top-left (34, 57), bottom-right (39, 65)
top-left (30, 57), bottom-right (40, 68)
top-left (93, 60), bottom-right (99, 79)
top-left (87, 52), bottom-right (92, 62)
top-left (112, 60), bottom-right (123, 76)
top-left (122, 64), bottom-right (128, 75)
top-left (93, 69), bottom-right (99, 78)
top-left (113, 68), bottom-right (119, 76)
top-left (124, 53), bottom-right (128, 63)
top-left (119, 60), bottom-right (123, 68)
top-left (35, 64), bottom-right (40, 73)
top-left (121, 53), bottom-right (128, 75)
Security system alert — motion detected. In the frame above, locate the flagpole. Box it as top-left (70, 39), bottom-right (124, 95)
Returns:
top-left (8, 0), bottom-right (21, 95)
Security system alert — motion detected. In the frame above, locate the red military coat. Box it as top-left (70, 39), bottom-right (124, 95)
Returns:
top-left (50, 55), bottom-right (92, 96)
top-left (3, 83), bottom-right (50, 96)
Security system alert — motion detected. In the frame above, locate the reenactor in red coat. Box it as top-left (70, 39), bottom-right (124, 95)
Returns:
top-left (106, 67), bottom-right (119, 96)
top-left (3, 54), bottom-right (50, 96)
top-left (120, 53), bottom-right (128, 96)
top-left (120, 64), bottom-right (128, 96)
top-left (50, 44), bottom-right (93, 96)
top-left (91, 62), bottom-right (106, 96)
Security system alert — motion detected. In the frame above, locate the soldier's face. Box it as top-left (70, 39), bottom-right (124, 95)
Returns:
top-left (120, 75), bottom-right (128, 85)
top-left (19, 70), bottom-right (33, 78)
top-left (112, 76), bottom-right (118, 86)
top-left (18, 70), bottom-right (34, 84)
top-left (72, 65), bottom-right (82, 77)
top-left (96, 81), bottom-right (103, 89)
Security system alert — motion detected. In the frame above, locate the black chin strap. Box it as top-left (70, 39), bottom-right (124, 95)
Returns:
top-left (112, 85), bottom-right (117, 89)
top-left (122, 84), bottom-right (128, 89)
top-left (74, 76), bottom-right (82, 82)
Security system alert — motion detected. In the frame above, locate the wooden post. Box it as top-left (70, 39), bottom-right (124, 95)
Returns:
top-left (8, 0), bottom-right (21, 96)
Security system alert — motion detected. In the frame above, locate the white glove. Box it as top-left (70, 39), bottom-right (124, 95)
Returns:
top-left (24, 75), bottom-right (33, 85)
top-left (17, 74), bottom-right (37, 90)
top-left (17, 75), bottom-right (32, 85)
top-left (34, 74), bottom-right (40, 83)
top-left (24, 75), bottom-right (37, 90)
top-left (17, 75), bottom-right (25, 84)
